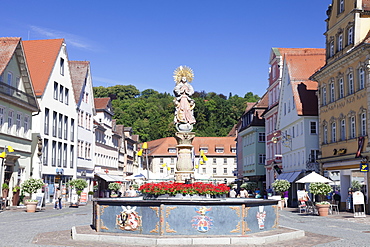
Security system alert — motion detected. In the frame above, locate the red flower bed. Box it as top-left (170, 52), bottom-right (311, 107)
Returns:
top-left (138, 182), bottom-right (229, 196)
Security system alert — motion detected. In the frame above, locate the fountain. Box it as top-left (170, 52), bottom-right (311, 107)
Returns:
top-left (92, 66), bottom-right (279, 236)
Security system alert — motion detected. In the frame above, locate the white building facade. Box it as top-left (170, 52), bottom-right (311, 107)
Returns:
top-left (70, 61), bottom-right (96, 192)
top-left (0, 38), bottom-right (40, 204)
top-left (276, 49), bottom-right (325, 206)
top-left (23, 39), bottom-right (78, 203)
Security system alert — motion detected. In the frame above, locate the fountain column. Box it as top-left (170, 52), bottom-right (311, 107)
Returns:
top-left (172, 66), bottom-right (196, 183)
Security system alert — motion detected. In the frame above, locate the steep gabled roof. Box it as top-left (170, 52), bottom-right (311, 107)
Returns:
top-left (0, 37), bottom-right (20, 76)
top-left (23, 39), bottom-right (64, 96)
top-left (69, 61), bottom-right (90, 104)
top-left (94, 97), bottom-right (110, 110)
top-left (285, 49), bottom-right (325, 115)
top-left (0, 37), bottom-right (39, 111)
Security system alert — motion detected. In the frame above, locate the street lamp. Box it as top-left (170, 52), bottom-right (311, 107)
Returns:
top-left (139, 142), bottom-right (149, 181)
top-left (0, 146), bottom-right (14, 196)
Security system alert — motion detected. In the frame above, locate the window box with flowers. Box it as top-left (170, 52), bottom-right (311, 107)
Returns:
top-left (138, 182), bottom-right (229, 200)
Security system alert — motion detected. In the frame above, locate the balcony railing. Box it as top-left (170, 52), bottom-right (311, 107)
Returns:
top-left (0, 81), bottom-right (38, 109)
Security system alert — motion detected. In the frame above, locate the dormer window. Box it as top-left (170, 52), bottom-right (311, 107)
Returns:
top-left (199, 147), bottom-right (208, 153)
top-left (231, 147), bottom-right (236, 153)
top-left (168, 148), bottom-right (176, 153)
top-left (215, 147), bottom-right (224, 153)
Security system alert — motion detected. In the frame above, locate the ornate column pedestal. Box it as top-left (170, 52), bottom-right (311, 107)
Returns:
top-left (175, 132), bottom-right (195, 183)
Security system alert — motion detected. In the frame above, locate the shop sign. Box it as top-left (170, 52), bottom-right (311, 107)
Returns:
top-left (360, 163), bottom-right (369, 172)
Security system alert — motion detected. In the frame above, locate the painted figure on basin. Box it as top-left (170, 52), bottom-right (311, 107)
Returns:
top-left (173, 66), bottom-right (196, 129)
top-left (116, 206), bottom-right (141, 231)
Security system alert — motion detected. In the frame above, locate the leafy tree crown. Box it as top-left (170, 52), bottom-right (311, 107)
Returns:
top-left (68, 179), bottom-right (88, 192)
top-left (309, 182), bottom-right (333, 195)
top-left (21, 178), bottom-right (44, 195)
top-left (271, 179), bottom-right (290, 193)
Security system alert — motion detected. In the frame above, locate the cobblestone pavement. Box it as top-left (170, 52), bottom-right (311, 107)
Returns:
top-left (2, 204), bottom-right (370, 246)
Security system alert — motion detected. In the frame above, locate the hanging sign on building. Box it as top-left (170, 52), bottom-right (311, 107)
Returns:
top-left (355, 136), bottom-right (365, 158)
top-left (360, 163), bottom-right (369, 172)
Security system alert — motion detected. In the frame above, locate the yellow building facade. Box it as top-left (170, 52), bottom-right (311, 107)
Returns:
top-left (311, 0), bottom-right (370, 210)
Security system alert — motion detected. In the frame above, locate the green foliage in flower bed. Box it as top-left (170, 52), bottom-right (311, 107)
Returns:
top-left (139, 182), bottom-right (229, 196)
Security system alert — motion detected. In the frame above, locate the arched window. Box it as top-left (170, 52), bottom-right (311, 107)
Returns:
top-left (350, 116), bottom-right (356, 139)
top-left (348, 72), bottom-right (354, 94)
top-left (361, 112), bottom-right (366, 136)
top-left (359, 67), bottom-right (365, 90)
top-left (340, 119), bottom-right (346, 141)
top-left (339, 77), bottom-right (344, 98)
top-left (323, 125), bottom-right (328, 144)
top-left (322, 87), bottom-right (327, 105)
top-left (330, 83), bottom-right (335, 102)
top-left (331, 122), bottom-right (336, 142)
top-left (347, 26), bottom-right (354, 45)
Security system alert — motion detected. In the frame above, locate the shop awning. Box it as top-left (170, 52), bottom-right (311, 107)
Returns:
top-left (95, 173), bottom-right (127, 182)
top-left (277, 171), bottom-right (302, 183)
top-left (286, 171), bottom-right (301, 183)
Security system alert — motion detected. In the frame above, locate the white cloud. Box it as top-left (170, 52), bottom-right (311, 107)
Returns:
top-left (30, 25), bottom-right (94, 50)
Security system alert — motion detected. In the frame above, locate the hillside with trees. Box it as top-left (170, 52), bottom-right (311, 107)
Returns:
top-left (93, 85), bottom-right (260, 142)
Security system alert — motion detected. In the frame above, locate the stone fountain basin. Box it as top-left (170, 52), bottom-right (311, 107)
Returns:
top-left (93, 197), bottom-right (279, 236)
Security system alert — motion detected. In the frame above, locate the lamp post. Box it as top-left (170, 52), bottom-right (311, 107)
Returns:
top-left (141, 142), bottom-right (149, 181)
top-left (0, 146), bottom-right (14, 197)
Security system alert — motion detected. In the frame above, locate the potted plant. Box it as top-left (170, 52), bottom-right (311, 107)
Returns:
top-left (2, 183), bottom-right (9, 199)
top-left (21, 178), bottom-right (44, 212)
top-left (351, 180), bottom-right (362, 192)
top-left (108, 183), bottom-right (121, 197)
top-left (12, 185), bottom-right (20, 206)
top-left (68, 179), bottom-right (88, 207)
top-left (309, 182), bottom-right (333, 216)
top-left (88, 191), bottom-right (94, 201)
top-left (271, 179), bottom-right (291, 209)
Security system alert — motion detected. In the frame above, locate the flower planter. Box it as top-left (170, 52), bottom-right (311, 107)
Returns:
top-left (143, 193), bottom-right (218, 200)
top-left (25, 201), bottom-right (38, 213)
top-left (316, 204), bottom-right (330, 216)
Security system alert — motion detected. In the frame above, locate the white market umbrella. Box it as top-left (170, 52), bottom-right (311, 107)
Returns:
top-left (295, 172), bottom-right (332, 183)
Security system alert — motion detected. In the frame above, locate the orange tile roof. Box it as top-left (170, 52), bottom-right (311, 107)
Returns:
top-left (70, 61), bottom-right (90, 104)
top-left (145, 137), bottom-right (236, 157)
top-left (23, 39), bottom-right (64, 96)
top-left (284, 49), bottom-right (325, 115)
top-left (94, 97), bottom-right (110, 110)
top-left (0, 37), bottom-right (21, 76)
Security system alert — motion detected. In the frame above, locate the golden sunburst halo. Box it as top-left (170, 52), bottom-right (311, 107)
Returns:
top-left (173, 65), bottom-right (194, 84)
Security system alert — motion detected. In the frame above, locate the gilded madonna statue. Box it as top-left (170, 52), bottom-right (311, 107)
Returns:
top-left (173, 66), bottom-right (196, 132)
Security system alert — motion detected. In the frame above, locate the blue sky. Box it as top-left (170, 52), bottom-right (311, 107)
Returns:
top-left (4, 0), bottom-right (331, 97)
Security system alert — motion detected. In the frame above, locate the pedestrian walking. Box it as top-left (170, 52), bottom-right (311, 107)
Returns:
top-left (54, 188), bottom-right (62, 210)
top-left (283, 190), bottom-right (289, 208)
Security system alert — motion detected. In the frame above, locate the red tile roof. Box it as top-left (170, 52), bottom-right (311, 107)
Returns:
top-left (0, 37), bottom-right (21, 76)
top-left (145, 137), bottom-right (236, 157)
top-left (284, 49), bottom-right (325, 115)
top-left (23, 39), bottom-right (64, 96)
top-left (94, 97), bottom-right (110, 110)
